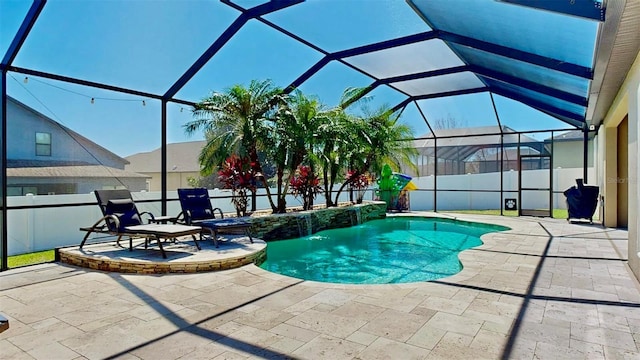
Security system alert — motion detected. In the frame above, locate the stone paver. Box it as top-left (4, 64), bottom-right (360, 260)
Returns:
top-left (292, 334), bottom-right (364, 360)
top-left (1, 214), bottom-right (639, 359)
top-left (356, 336), bottom-right (428, 359)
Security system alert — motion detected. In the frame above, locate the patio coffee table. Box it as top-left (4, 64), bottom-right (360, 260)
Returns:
top-left (124, 224), bottom-right (202, 258)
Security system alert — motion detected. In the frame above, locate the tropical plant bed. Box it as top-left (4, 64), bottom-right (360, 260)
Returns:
top-left (245, 201), bottom-right (358, 218)
top-left (185, 79), bottom-right (417, 218)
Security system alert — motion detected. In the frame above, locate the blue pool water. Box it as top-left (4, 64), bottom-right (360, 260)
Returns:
top-left (260, 216), bottom-right (509, 284)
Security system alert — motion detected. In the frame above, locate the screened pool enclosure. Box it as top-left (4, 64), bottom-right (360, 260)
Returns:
top-left (0, 0), bottom-right (623, 270)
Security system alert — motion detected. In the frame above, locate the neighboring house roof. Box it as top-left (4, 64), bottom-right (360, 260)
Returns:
top-left (8, 159), bottom-right (95, 167)
top-left (553, 130), bottom-right (583, 140)
top-left (412, 126), bottom-right (544, 160)
top-left (546, 130), bottom-right (595, 142)
top-left (7, 165), bottom-right (149, 178)
top-left (416, 125), bottom-right (513, 138)
top-left (125, 140), bottom-right (205, 173)
top-left (413, 126), bottom-right (540, 148)
top-left (7, 96), bottom-right (130, 167)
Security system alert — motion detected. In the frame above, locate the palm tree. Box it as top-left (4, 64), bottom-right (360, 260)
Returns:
top-left (184, 79), bottom-right (284, 212)
top-left (263, 90), bottom-right (327, 212)
top-left (360, 105), bottom-right (419, 175)
top-left (185, 81), bottom-right (417, 213)
top-left (314, 107), bottom-right (356, 207)
top-left (330, 93), bottom-right (418, 205)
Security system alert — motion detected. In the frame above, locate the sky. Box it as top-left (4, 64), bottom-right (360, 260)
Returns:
top-left (1, 0), bottom-right (576, 158)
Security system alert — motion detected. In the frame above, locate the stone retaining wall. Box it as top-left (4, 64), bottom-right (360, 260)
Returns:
top-left (58, 248), bottom-right (266, 274)
top-left (247, 201), bottom-right (387, 241)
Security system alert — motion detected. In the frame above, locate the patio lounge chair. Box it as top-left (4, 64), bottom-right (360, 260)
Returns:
top-left (79, 189), bottom-right (202, 258)
top-left (176, 188), bottom-right (253, 247)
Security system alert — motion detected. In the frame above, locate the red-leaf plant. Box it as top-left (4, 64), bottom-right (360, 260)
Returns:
top-left (289, 165), bottom-right (323, 211)
top-left (346, 170), bottom-right (371, 204)
top-left (218, 155), bottom-right (257, 217)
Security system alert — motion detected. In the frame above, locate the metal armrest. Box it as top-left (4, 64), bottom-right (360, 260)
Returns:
top-left (174, 211), bottom-right (187, 223)
top-left (212, 207), bottom-right (224, 219)
top-left (79, 214), bottom-right (120, 249)
top-left (139, 211), bottom-right (155, 222)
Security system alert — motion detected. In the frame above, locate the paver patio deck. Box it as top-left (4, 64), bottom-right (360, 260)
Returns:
top-left (1, 213), bottom-right (639, 359)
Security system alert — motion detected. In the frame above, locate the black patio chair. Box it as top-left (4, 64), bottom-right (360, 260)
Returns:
top-left (80, 189), bottom-right (201, 258)
top-left (176, 188), bottom-right (253, 247)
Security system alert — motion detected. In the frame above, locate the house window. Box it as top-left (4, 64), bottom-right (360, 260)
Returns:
top-left (35, 132), bottom-right (51, 156)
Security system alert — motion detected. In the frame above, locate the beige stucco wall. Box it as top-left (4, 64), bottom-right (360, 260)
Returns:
top-left (552, 140), bottom-right (594, 169)
top-left (143, 171), bottom-right (201, 191)
top-left (600, 50), bottom-right (640, 281)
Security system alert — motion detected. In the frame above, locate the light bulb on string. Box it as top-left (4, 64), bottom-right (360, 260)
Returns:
top-left (16, 74), bottom-right (156, 108)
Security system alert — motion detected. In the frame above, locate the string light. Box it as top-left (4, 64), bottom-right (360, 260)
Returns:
top-left (18, 75), bottom-right (149, 106)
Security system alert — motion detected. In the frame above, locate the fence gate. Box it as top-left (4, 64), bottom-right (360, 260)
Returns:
top-left (518, 154), bottom-right (553, 217)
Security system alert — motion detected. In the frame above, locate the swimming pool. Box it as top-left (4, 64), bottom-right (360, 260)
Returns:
top-left (259, 216), bottom-right (509, 284)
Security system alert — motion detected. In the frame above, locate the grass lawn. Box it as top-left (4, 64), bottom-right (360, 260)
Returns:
top-left (7, 249), bottom-right (55, 268)
top-left (443, 209), bottom-right (570, 219)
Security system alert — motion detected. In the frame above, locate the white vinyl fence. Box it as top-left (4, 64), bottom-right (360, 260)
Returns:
top-left (409, 167), bottom-right (595, 211)
top-left (6, 188), bottom-right (351, 256)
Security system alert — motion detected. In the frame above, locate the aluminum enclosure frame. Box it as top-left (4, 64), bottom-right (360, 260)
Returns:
top-left (0, 0), bottom-right (607, 270)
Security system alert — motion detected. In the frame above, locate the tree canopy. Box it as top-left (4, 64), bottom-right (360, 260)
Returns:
top-left (184, 80), bottom-right (417, 214)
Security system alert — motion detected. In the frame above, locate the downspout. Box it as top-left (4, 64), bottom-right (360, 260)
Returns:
top-left (583, 125), bottom-right (589, 183)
